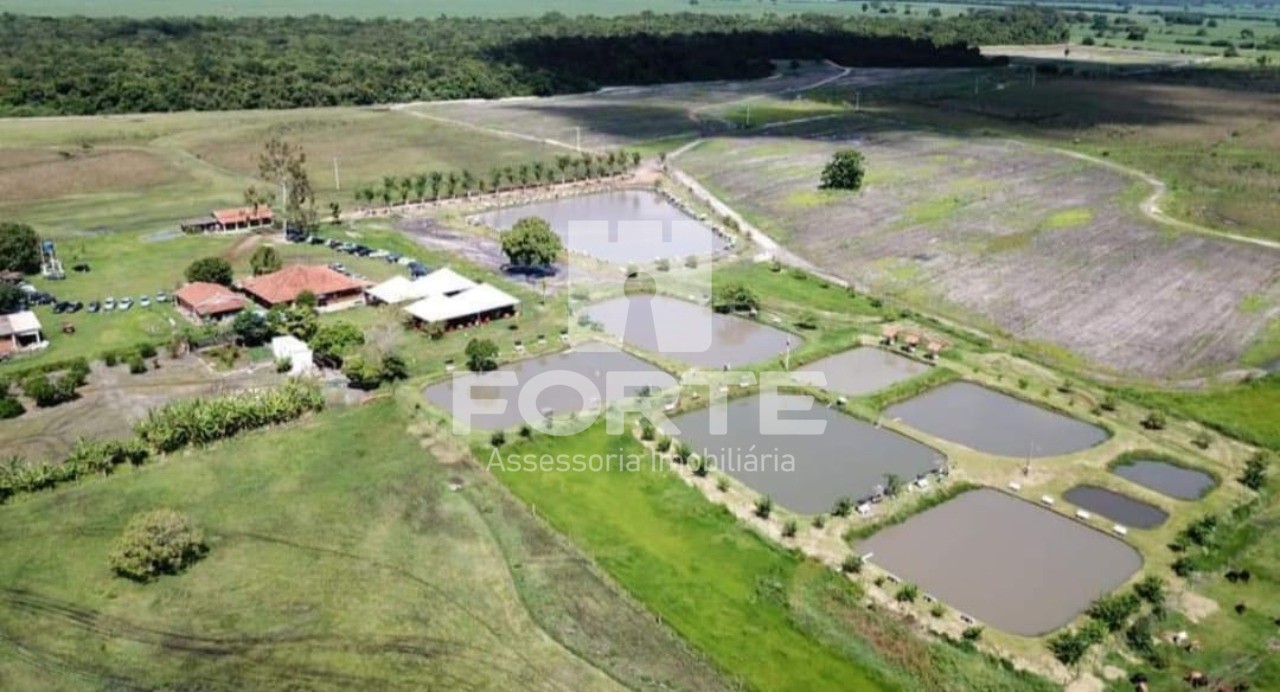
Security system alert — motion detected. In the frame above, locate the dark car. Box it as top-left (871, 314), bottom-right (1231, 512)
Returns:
top-left (52, 302), bottom-right (67, 314)
top-left (409, 263), bottom-right (429, 278)
top-left (72, 263), bottom-right (91, 273)
top-left (504, 264), bottom-right (558, 279)
top-left (326, 238), bottom-right (342, 249)
top-left (385, 253), bottom-right (401, 264)
top-left (87, 301), bottom-right (100, 313)
top-left (68, 301), bottom-right (83, 313)
top-left (310, 235), bottom-right (327, 245)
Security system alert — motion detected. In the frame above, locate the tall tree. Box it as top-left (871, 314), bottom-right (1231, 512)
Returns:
top-left (0, 222), bottom-right (41, 274)
top-left (250, 245), bottom-right (282, 276)
top-left (185, 257), bottom-right (234, 286)
top-left (258, 138), bottom-right (315, 230)
top-left (501, 217), bottom-right (562, 268)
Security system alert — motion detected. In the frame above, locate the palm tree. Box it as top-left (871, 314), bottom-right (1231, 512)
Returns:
top-left (398, 176), bottom-right (412, 205)
top-left (630, 151), bottom-right (641, 167)
top-left (460, 169), bottom-right (475, 198)
top-left (489, 168), bottom-right (503, 192)
top-left (502, 166), bottom-right (516, 188)
top-left (379, 184), bottom-right (393, 207)
top-left (445, 171), bottom-right (460, 198)
top-left (517, 163), bottom-right (531, 188)
top-left (413, 173), bottom-right (428, 202)
top-left (532, 161), bottom-right (546, 185)
top-left (555, 155), bottom-right (571, 183)
top-left (429, 171), bottom-right (443, 200)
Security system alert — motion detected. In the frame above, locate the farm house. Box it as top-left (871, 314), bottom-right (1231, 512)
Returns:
top-left (365, 267), bottom-right (477, 305)
top-left (238, 265), bottom-right (368, 311)
top-left (174, 282), bottom-right (246, 324)
top-left (181, 206), bottom-right (274, 233)
top-left (0, 310), bottom-right (47, 358)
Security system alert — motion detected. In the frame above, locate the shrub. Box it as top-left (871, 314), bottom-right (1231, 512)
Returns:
top-left (490, 430), bottom-right (506, 447)
top-left (21, 372), bottom-right (79, 407)
top-left (795, 311), bottom-right (819, 330)
top-left (754, 495), bottom-right (773, 519)
top-left (655, 258), bottom-right (670, 272)
top-left (380, 353), bottom-right (409, 382)
top-left (342, 355), bottom-right (384, 390)
top-left (518, 423), bottom-right (533, 439)
top-left (692, 458), bottom-right (710, 477)
top-left (1134, 575), bottom-right (1166, 609)
top-left (930, 604), bottom-right (946, 618)
top-left (1239, 451), bottom-right (1270, 491)
top-left (832, 496), bottom-right (853, 517)
top-left (1141, 411), bottom-right (1167, 430)
top-left (895, 583), bottom-right (919, 602)
top-left (127, 354), bottom-right (148, 374)
top-left (811, 514), bottom-right (826, 529)
top-left (135, 379), bottom-right (324, 453)
top-left (1047, 630), bottom-right (1091, 668)
top-left (781, 519), bottom-right (798, 538)
top-left (640, 421), bottom-right (655, 441)
top-left (655, 436), bottom-right (671, 453)
top-left (465, 338), bottom-right (499, 372)
top-left (275, 358), bottom-right (292, 373)
top-left (1100, 394), bottom-right (1118, 411)
top-left (1087, 592), bottom-right (1141, 632)
top-left (841, 554), bottom-right (863, 574)
top-left (184, 257), bottom-right (233, 286)
top-left (109, 510), bottom-right (208, 582)
top-left (1192, 431), bottom-right (1212, 449)
top-left (673, 440), bottom-right (693, 464)
top-left (769, 258), bottom-right (782, 273)
top-left (962, 626), bottom-right (984, 642)
top-left (138, 343), bottom-right (158, 359)
top-left (0, 396), bottom-right (23, 420)
top-left (819, 149), bottom-right (866, 191)
top-left (104, 352), bottom-right (119, 367)
top-left (715, 476), bottom-right (730, 492)
top-left (684, 255), bottom-right (698, 269)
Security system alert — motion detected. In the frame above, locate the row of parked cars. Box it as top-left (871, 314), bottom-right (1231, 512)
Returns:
top-left (16, 283), bottom-right (170, 315)
top-left (287, 230), bottom-right (430, 278)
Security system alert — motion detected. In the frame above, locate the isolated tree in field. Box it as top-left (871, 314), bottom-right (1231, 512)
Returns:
top-left (249, 245), bottom-right (282, 276)
top-left (185, 257), bottom-right (234, 286)
top-left (258, 138), bottom-right (316, 229)
top-left (465, 338), bottom-right (499, 372)
top-left (502, 217), bottom-right (563, 268)
top-left (1240, 451), bottom-right (1271, 490)
top-left (711, 282), bottom-right (759, 313)
top-left (329, 202), bottom-right (341, 224)
top-left (0, 222), bottom-right (41, 274)
top-left (819, 149), bottom-right (867, 191)
top-left (109, 509), bottom-right (208, 582)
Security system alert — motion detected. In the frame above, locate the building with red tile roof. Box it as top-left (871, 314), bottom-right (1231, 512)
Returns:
top-left (175, 282), bottom-right (246, 323)
top-left (238, 265), bottom-right (368, 310)
top-left (181, 206), bottom-right (274, 233)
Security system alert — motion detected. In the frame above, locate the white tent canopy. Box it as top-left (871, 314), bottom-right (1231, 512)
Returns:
top-left (367, 268), bottom-right (478, 305)
top-left (403, 283), bottom-right (520, 325)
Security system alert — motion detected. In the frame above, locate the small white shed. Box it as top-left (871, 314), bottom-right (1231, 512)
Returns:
top-left (271, 335), bottom-right (315, 375)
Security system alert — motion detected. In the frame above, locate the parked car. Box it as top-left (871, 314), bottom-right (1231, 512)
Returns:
top-left (384, 253), bottom-right (401, 264)
top-left (18, 282), bottom-right (36, 294)
top-left (72, 263), bottom-right (91, 273)
top-left (139, 295), bottom-right (151, 308)
top-left (52, 302), bottom-right (68, 314)
top-left (68, 301), bottom-right (83, 313)
top-left (155, 291), bottom-right (169, 303)
top-left (118, 297), bottom-right (133, 310)
top-left (87, 301), bottom-right (100, 313)
top-left (103, 297), bottom-right (115, 310)
top-left (328, 262), bottom-right (348, 275)
top-left (397, 257), bottom-right (414, 266)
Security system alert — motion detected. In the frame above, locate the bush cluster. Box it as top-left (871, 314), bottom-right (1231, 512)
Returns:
top-left (109, 509), bottom-right (208, 582)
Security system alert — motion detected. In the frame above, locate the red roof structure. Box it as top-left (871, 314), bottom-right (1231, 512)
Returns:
top-left (239, 265), bottom-right (367, 307)
top-left (213, 206), bottom-right (274, 227)
top-left (175, 282), bottom-right (246, 318)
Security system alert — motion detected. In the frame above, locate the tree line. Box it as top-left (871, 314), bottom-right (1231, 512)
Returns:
top-left (0, 9), bottom-right (1069, 116)
top-left (353, 151), bottom-right (642, 208)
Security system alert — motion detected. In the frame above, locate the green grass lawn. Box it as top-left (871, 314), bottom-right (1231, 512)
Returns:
top-left (0, 400), bottom-right (728, 690)
top-left (489, 424), bottom-right (1055, 691)
top-left (1120, 374), bottom-right (1280, 452)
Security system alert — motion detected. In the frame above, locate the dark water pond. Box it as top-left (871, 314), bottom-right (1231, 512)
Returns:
top-left (1063, 485), bottom-right (1168, 529)
top-left (1112, 459), bottom-right (1215, 500)
top-left (475, 190), bottom-right (726, 264)
top-left (583, 294), bottom-right (798, 368)
top-left (795, 347), bottom-right (930, 397)
top-left (859, 488), bottom-right (1142, 636)
top-left (884, 381), bottom-right (1108, 457)
top-left (423, 343), bottom-right (675, 430)
top-left (667, 393), bottom-right (941, 514)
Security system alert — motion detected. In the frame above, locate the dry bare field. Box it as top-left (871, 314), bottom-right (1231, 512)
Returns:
top-left (678, 118), bottom-right (1280, 378)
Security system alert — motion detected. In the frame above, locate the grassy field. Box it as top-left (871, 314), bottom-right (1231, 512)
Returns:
top-left (489, 423), bottom-right (1055, 691)
top-left (0, 399), bottom-right (731, 690)
top-left (0, 107), bottom-right (558, 237)
top-left (676, 120), bottom-right (1280, 378)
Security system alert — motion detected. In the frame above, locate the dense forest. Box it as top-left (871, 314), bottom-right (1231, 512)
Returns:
top-left (0, 9), bottom-right (1068, 116)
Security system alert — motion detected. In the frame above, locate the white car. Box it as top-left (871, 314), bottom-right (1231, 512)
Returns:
top-left (139, 295), bottom-right (151, 308)
top-left (118, 297), bottom-right (133, 310)
top-left (103, 297), bottom-right (116, 310)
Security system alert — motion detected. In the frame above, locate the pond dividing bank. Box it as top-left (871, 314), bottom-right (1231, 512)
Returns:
top-left (1063, 485), bottom-right (1168, 529)
top-left (1111, 459), bottom-right (1216, 500)
top-left (582, 294), bottom-right (798, 368)
top-left (474, 190), bottom-right (727, 264)
top-left (794, 347), bottom-right (931, 397)
top-left (859, 488), bottom-right (1142, 636)
top-left (666, 393), bottom-right (941, 514)
top-left (884, 381), bottom-right (1109, 457)
top-left (423, 343), bottom-right (675, 430)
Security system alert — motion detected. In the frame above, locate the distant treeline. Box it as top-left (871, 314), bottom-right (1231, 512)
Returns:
top-left (0, 9), bottom-right (1068, 116)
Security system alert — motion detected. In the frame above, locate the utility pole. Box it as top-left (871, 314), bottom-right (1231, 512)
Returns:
top-left (333, 157), bottom-right (341, 191)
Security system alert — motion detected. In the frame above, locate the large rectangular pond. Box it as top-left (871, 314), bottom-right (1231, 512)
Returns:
top-left (1112, 459), bottom-right (1215, 501)
top-left (423, 343), bottom-right (675, 430)
top-left (475, 190), bottom-right (727, 264)
top-left (859, 488), bottom-right (1141, 636)
top-left (582, 294), bottom-right (799, 368)
top-left (884, 381), bottom-right (1108, 457)
top-left (1063, 485), bottom-right (1168, 529)
top-left (795, 347), bottom-right (931, 397)
top-left (666, 393), bottom-right (941, 514)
